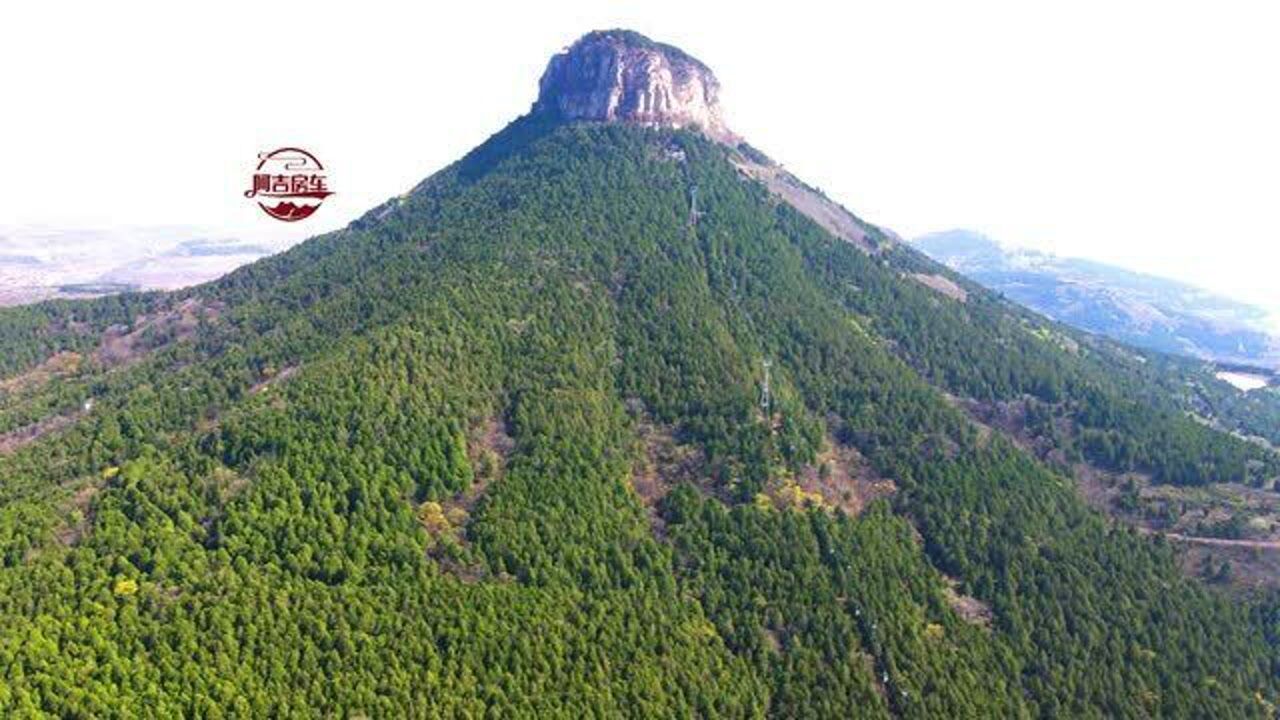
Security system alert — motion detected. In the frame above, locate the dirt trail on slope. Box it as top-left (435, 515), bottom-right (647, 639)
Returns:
top-left (1137, 527), bottom-right (1280, 550)
top-left (0, 411), bottom-right (84, 455)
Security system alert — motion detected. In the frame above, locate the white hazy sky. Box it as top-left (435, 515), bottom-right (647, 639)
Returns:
top-left (4, 1), bottom-right (1278, 322)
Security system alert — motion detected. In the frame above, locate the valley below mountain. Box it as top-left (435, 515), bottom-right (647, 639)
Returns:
top-left (0, 227), bottom-right (281, 306)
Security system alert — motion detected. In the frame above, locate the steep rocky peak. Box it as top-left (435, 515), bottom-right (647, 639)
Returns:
top-left (534, 30), bottom-right (736, 142)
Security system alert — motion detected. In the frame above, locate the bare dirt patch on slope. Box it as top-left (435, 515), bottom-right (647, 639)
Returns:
top-left (97, 297), bottom-right (222, 367)
top-left (461, 415), bottom-right (515, 510)
top-left (941, 575), bottom-right (993, 627)
top-left (907, 273), bottom-right (968, 302)
top-left (248, 365), bottom-right (300, 395)
top-left (0, 411), bottom-right (84, 456)
top-left (52, 476), bottom-right (108, 547)
top-left (629, 415), bottom-right (711, 534)
top-left (631, 420), bottom-right (706, 505)
top-left (422, 415), bottom-right (516, 581)
top-left (731, 157), bottom-right (879, 253)
top-left (787, 434), bottom-right (896, 515)
top-left (0, 351), bottom-right (83, 396)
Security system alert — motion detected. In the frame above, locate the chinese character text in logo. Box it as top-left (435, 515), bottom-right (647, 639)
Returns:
top-left (243, 147), bottom-right (333, 222)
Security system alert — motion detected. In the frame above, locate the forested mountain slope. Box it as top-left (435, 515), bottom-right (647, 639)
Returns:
top-left (1, 31), bottom-right (1278, 718)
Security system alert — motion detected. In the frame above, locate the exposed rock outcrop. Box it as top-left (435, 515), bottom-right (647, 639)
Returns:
top-left (534, 30), bottom-right (736, 142)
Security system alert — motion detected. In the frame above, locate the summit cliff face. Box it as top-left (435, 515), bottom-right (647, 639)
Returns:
top-left (534, 30), bottom-right (736, 142)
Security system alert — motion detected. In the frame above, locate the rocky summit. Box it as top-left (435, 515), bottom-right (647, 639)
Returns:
top-left (534, 30), bottom-right (736, 142)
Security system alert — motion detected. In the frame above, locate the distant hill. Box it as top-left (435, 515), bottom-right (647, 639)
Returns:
top-left (0, 227), bottom-right (280, 306)
top-left (911, 228), bottom-right (1280, 368)
top-left (914, 229), bottom-right (1280, 370)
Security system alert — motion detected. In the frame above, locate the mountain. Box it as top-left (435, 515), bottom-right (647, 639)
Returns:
top-left (915, 229), bottom-right (1280, 370)
top-left (2, 30), bottom-right (1280, 717)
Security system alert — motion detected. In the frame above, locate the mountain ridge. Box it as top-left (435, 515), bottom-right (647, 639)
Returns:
top-left (915, 228), bottom-right (1280, 370)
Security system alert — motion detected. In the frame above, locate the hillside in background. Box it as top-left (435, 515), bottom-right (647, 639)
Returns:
top-left (2, 31), bottom-right (1280, 717)
top-left (0, 227), bottom-right (282, 306)
top-left (914, 229), bottom-right (1280, 371)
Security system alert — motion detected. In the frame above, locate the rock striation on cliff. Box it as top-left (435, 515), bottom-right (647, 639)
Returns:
top-left (534, 30), bottom-right (736, 142)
